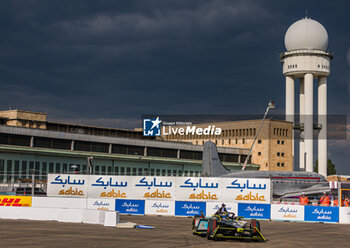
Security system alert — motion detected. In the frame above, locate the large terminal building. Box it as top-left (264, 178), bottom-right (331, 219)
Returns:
top-left (0, 110), bottom-right (258, 185)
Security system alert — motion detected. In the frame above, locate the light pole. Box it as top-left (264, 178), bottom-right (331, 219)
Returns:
top-left (241, 101), bottom-right (275, 171)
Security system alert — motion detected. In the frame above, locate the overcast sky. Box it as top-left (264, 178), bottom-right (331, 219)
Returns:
top-left (0, 0), bottom-right (349, 173)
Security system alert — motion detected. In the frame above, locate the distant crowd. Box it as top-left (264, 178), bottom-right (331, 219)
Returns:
top-left (299, 192), bottom-right (349, 207)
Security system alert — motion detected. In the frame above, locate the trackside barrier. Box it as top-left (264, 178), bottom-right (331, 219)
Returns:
top-left (115, 199), bottom-right (145, 215)
top-left (0, 206), bottom-right (118, 226)
top-left (82, 209), bottom-right (105, 224)
top-left (3, 196), bottom-right (350, 224)
top-left (339, 207), bottom-right (350, 224)
top-left (206, 202), bottom-right (238, 216)
top-left (32, 197), bottom-right (87, 209)
top-left (304, 206), bottom-right (339, 223)
top-left (237, 203), bottom-right (271, 220)
top-left (87, 198), bottom-right (115, 211)
top-left (104, 211), bottom-right (119, 227)
top-left (175, 201), bottom-right (206, 217)
top-left (145, 200), bottom-right (175, 216)
top-left (271, 204), bottom-right (304, 221)
top-left (48, 174), bottom-right (271, 204)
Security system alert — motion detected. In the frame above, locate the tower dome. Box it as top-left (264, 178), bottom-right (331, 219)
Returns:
top-left (284, 17), bottom-right (328, 51)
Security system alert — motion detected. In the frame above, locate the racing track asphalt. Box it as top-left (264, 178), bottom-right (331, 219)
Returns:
top-left (0, 215), bottom-right (349, 248)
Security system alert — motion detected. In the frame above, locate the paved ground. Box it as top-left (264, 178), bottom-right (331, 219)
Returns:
top-left (0, 215), bottom-right (349, 248)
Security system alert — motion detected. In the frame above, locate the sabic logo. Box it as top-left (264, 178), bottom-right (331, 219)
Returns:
top-left (143, 117), bottom-right (161, 136)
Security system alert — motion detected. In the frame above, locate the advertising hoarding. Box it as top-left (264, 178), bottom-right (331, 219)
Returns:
top-left (271, 204), bottom-right (304, 221)
top-left (221, 178), bottom-right (271, 204)
top-left (88, 175), bottom-right (131, 199)
top-left (0, 196), bottom-right (32, 207)
top-left (175, 201), bottom-right (206, 216)
top-left (145, 200), bottom-right (175, 216)
top-left (304, 206), bottom-right (339, 223)
top-left (115, 199), bottom-right (145, 215)
top-left (206, 202), bottom-right (238, 216)
top-left (87, 198), bottom-right (115, 211)
top-left (237, 203), bottom-right (271, 219)
top-left (175, 177), bottom-right (221, 202)
top-left (131, 176), bottom-right (176, 200)
top-left (47, 174), bottom-right (88, 198)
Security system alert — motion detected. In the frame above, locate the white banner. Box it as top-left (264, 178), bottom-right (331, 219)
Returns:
top-left (175, 177), bottom-right (221, 201)
top-left (87, 198), bottom-right (115, 211)
top-left (221, 178), bottom-right (271, 204)
top-left (145, 200), bottom-right (175, 216)
top-left (131, 176), bottom-right (176, 200)
top-left (47, 174), bottom-right (271, 204)
top-left (339, 207), bottom-right (350, 224)
top-left (88, 175), bottom-right (131, 199)
top-left (271, 204), bottom-right (304, 221)
top-left (47, 174), bottom-right (88, 198)
top-left (206, 202), bottom-right (238, 216)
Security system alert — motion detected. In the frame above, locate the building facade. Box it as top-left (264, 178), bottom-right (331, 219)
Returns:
top-left (161, 119), bottom-right (293, 171)
top-left (0, 110), bottom-right (257, 185)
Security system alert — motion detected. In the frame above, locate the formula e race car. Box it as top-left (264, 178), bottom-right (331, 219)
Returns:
top-left (192, 212), bottom-right (266, 242)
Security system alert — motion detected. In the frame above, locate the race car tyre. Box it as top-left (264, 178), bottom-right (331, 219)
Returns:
top-left (206, 219), bottom-right (217, 240)
top-left (250, 219), bottom-right (261, 236)
top-left (192, 217), bottom-right (197, 230)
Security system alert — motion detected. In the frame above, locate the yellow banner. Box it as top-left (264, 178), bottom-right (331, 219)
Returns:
top-left (0, 196), bottom-right (32, 207)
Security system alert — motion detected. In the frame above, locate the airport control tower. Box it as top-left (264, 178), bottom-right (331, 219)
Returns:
top-left (280, 17), bottom-right (332, 176)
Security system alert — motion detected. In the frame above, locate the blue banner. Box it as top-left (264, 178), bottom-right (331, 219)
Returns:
top-left (115, 199), bottom-right (145, 215)
top-left (175, 201), bottom-right (206, 216)
top-left (304, 206), bottom-right (339, 223)
top-left (238, 203), bottom-right (271, 219)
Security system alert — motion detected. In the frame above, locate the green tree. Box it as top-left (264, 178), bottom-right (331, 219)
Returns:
top-left (314, 159), bottom-right (337, 175)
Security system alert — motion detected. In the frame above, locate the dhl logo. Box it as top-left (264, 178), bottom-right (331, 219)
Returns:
top-left (0, 196), bottom-right (31, 207)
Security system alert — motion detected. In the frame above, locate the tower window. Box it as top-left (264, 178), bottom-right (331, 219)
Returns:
top-left (258, 152), bottom-right (261, 156)
top-left (258, 140), bottom-right (262, 144)
top-left (277, 152), bottom-right (280, 156)
top-left (277, 163), bottom-right (281, 167)
top-left (281, 163), bottom-right (285, 167)
top-left (277, 140), bottom-right (280, 144)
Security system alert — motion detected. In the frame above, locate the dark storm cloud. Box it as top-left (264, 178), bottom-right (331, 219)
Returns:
top-left (0, 0), bottom-right (349, 172)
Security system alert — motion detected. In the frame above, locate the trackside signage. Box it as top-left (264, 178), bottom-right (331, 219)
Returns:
top-left (47, 174), bottom-right (271, 204)
top-left (339, 207), bottom-right (350, 224)
top-left (175, 201), bottom-right (206, 216)
top-left (221, 178), bottom-right (271, 204)
top-left (87, 198), bottom-right (115, 211)
top-left (271, 204), bottom-right (304, 221)
top-left (115, 199), bottom-right (145, 215)
top-left (0, 196), bottom-right (32, 207)
top-left (304, 206), bottom-right (339, 223)
top-left (88, 175), bottom-right (130, 199)
top-left (206, 202), bottom-right (238, 216)
top-left (176, 177), bottom-right (221, 202)
top-left (145, 200), bottom-right (175, 216)
top-left (238, 203), bottom-right (271, 220)
top-left (47, 174), bottom-right (87, 198)
top-left (132, 176), bottom-right (175, 200)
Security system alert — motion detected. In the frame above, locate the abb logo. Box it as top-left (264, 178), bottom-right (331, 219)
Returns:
top-left (0, 197), bottom-right (30, 207)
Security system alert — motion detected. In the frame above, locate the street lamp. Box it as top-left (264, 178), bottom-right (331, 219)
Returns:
top-left (241, 100), bottom-right (275, 171)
